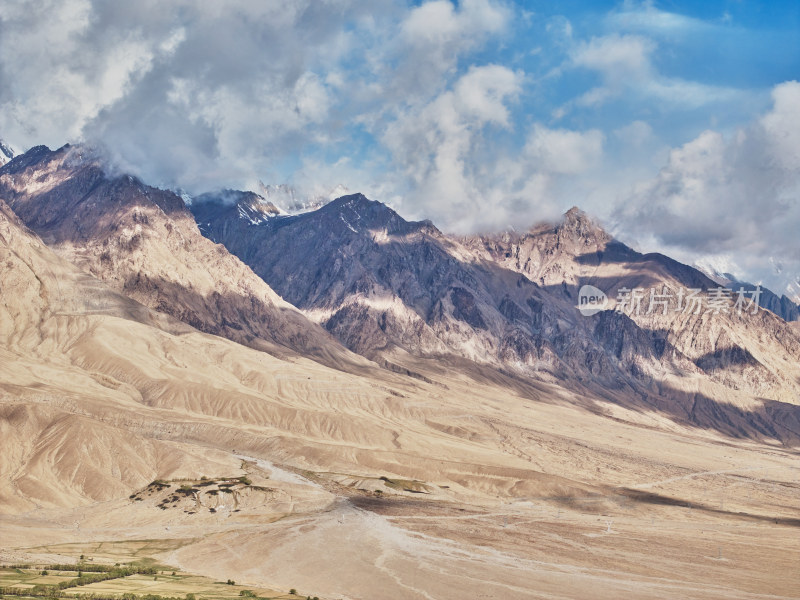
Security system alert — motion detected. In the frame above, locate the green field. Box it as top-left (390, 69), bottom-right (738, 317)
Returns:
top-left (1, 544), bottom-right (313, 600)
top-left (0, 570), bottom-right (78, 588)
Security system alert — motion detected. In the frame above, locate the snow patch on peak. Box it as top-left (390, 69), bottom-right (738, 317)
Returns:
top-left (694, 255), bottom-right (741, 286)
top-left (340, 214), bottom-right (358, 233)
top-left (0, 139), bottom-right (16, 166)
top-left (257, 181), bottom-right (350, 215)
top-left (174, 189), bottom-right (194, 206)
top-left (236, 199), bottom-right (285, 225)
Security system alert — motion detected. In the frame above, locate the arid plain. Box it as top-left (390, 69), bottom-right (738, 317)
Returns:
top-left (2, 295), bottom-right (798, 598)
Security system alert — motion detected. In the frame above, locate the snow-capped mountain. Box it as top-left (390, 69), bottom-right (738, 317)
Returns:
top-left (193, 189), bottom-right (286, 226)
top-left (768, 257), bottom-right (800, 305)
top-left (694, 261), bottom-right (800, 322)
top-left (0, 139), bottom-right (15, 166)
top-left (256, 182), bottom-right (349, 214)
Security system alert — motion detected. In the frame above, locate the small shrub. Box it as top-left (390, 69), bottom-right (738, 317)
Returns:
top-left (289, 590), bottom-right (297, 596)
top-left (226, 579), bottom-right (235, 585)
top-left (41, 570), bottom-right (49, 576)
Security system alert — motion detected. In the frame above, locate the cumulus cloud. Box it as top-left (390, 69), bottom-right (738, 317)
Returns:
top-left (0, 0), bottom-right (163, 144)
top-left (383, 65), bottom-right (605, 232)
top-left (0, 0), bottom-right (388, 189)
top-left (0, 0), bottom-right (524, 206)
top-left (613, 81), bottom-right (800, 294)
top-left (381, 65), bottom-right (521, 229)
top-left (524, 125), bottom-right (604, 175)
top-left (394, 0), bottom-right (510, 97)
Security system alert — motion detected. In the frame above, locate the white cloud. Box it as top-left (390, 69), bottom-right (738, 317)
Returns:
top-left (565, 32), bottom-right (740, 111)
top-left (524, 125), bottom-right (604, 174)
top-left (607, 1), bottom-right (725, 38)
top-left (388, 0), bottom-right (511, 99)
top-left (0, 0), bottom-right (518, 201)
top-left (613, 81), bottom-right (800, 295)
top-left (381, 65), bottom-right (523, 229)
top-left (573, 33), bottom-right (653, 81)
top-left (453, 64), bottom-right (521, 126)
top-left (760, 82), bottom-right (800, 172)
top-left (383, 66), bottom-right (605, 232)
top-left (613, 120), bottom-right (654, 148)
top-left (0, 0), bottom-right (162, 145)
top-left (401, 0), bottom-right (507, 45)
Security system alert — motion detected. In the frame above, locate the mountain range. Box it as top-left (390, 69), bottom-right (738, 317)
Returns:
top-left (190, 184), bottom-right (800, 440)
top-left (1, 142), bottom-right (799, 599)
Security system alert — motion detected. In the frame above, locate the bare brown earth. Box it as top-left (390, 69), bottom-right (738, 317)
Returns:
top-left (1, 193), bottom-right (799, 598)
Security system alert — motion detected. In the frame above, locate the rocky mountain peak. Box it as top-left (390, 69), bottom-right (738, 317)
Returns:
top-left (325, 192), bottom-right (379, 215)
top-left (0, 144), bottom-right (52, 174)
top-left (0, 143), bottom-right (355, 365)
top-left (557, 206), bottom-right (611, 244)
top-left (564, 205), bottom-right (586, 222)
top-left (319, 193), bottom-right (438, 237)
top-left (192, 189), bottom-right (283, 226)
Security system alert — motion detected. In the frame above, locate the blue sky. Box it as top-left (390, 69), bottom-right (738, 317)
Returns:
top-left (515, 1), bottom-right (798, 131)
top-left (0, 0), bottom-right (798, 294)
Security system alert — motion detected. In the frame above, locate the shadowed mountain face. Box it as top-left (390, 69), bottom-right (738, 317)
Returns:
top-left (466, 211), bottom-right (800, 401)
top-left (192, 194), bottom-right (670, 383)
top-left (0, 145), bottom-right (361, 368)
top-left (727, 281), bottom-right (799, 322)
top-left (2, 145), bottom-right (799, 444)
top-left (190, 191), bottom-right (800, 443)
